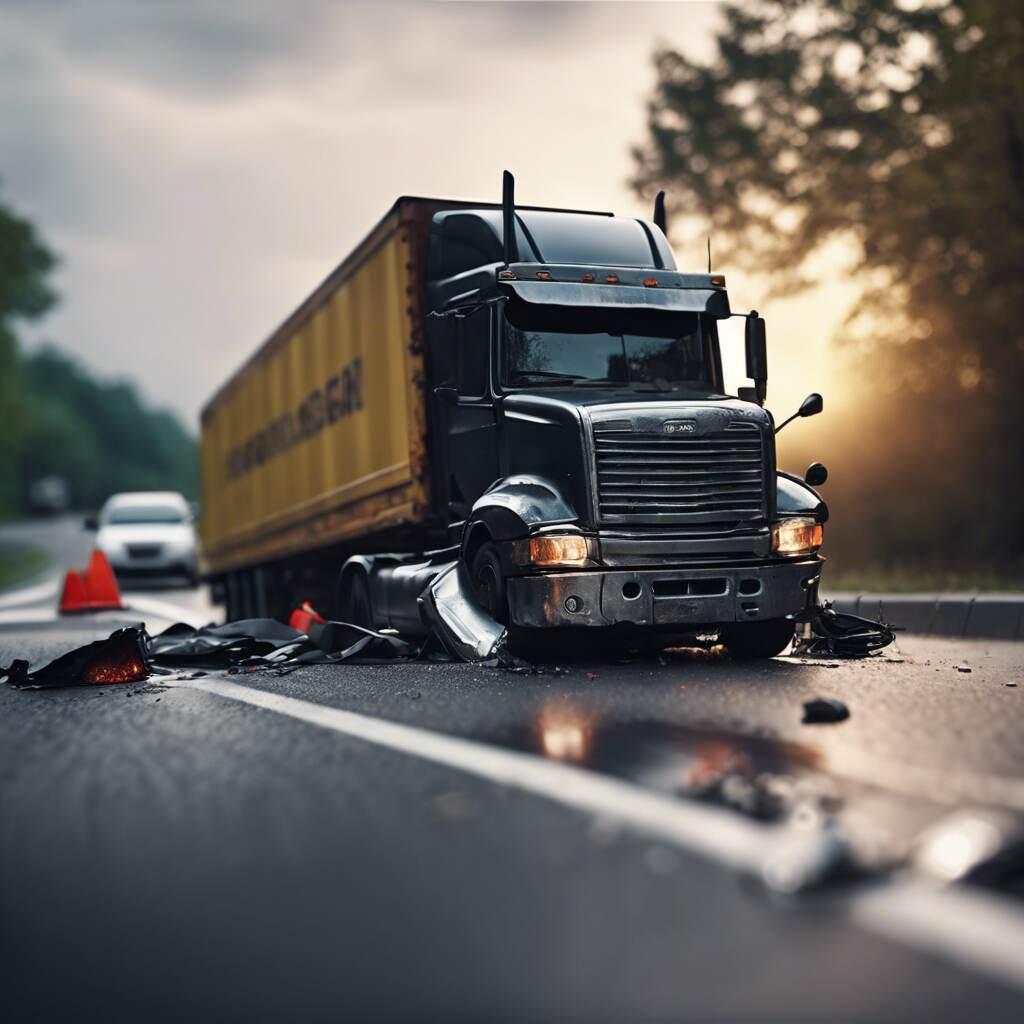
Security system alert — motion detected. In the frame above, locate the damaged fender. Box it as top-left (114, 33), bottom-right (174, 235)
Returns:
top-left (463, 475), bottom-right (577, 554)
top-left (776, 472), bottom-right (828, 522)
top-left (419, 562), bottom-right (508, 661)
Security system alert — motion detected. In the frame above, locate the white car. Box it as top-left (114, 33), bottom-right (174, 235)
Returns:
top-left (91, 491), bottom-right (199, 586)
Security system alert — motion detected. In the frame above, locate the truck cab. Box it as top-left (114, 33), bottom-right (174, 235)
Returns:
top-left (416, 190), bottom-right (826, 658)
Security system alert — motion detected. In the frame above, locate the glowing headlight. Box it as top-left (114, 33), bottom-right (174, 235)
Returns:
top-left (512, 534), bottom-right (591, 568)
top-left (772, 517), bottom-right (823, 557)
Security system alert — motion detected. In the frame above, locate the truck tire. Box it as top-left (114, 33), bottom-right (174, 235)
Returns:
top-left (720, 618), bottom-right (795, 659)
top-left (335, 569), bottom-right (375, 628)
top-left (471, 543), bottom-right (566, 660)
top-left (470, 542), bottom-right (509, 624)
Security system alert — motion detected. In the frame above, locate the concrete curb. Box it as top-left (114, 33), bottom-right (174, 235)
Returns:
top-left (824, 592), bottom-right (1024, 641)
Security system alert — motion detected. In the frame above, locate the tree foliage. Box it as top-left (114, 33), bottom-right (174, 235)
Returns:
top-left (0, 183), bottom-right (197, 518)
top-left (633, 0), bottom-right (1024, 572)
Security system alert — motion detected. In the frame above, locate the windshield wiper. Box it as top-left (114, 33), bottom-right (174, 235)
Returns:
top-left (511, 371), bottom-right (621, 388)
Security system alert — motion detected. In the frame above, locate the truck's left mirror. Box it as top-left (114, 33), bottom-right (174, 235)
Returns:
top-left (435, 385), bottom-right (458, 406)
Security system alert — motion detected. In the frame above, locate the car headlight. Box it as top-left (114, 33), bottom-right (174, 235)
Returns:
top-left (772, 517), bottom-right (823, 557)
top-left (512, 533), bottom-right (594, 568)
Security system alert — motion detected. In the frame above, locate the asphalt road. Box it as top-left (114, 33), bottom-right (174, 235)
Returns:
top-left (1, 520), bottom-right (1023, 1020)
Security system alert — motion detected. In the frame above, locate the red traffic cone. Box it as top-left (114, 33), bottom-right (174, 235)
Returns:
top-left (58, 570), bottom-right (91, 614)
top-left (288, 600), bottom-right (326, 633)
top-left (58, 550), bottom-right (124, 614)
top-left (84, 549), bottom-right (124, 610)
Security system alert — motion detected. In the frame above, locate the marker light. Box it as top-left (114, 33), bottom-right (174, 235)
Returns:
top-left (536, 271), bottom-right (552, 280)
top-left (580, 273), bottom-right (594, 282)
top-left (606, 274), bottom-right (620, 284)
top-left (512, 534), bottom-right (590, 567)
top-left (498, 269), bottom-right (517, 280)
top-left (710, 275), bottom-right (726, 287)
top-left (643, 277), bottom-right (658, 288)
top-left (771, 517), bottom-right (823, 557)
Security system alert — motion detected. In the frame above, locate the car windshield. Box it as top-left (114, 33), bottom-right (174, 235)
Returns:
top-left (502, 303), bottom-right (711, 390)
top-left (105, 506), bottom-right (185, 525)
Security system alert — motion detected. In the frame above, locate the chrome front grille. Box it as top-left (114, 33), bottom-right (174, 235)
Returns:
top-left (593, 421), bottom-right (767, 527)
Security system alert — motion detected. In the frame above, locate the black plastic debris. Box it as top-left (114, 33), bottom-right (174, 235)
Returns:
top-left (802, 697), bottom-right (850, 724)
top-left (2, 618), bottom-right (418, 692)
top-left (1, 627), bottom-right (150, 690)
top-left (791, 603), bottom-right (896, 658)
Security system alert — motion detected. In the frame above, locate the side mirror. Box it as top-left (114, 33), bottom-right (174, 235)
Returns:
top-left (805, 462), bottom-right (828, 487)
top-left (775, 392), bottom-right (824, 434)
top-left (798, 392), bottom-right (823, 419)
top-left (434, 385), bottom-right (458, 407)
top-left (744, 312), bottom-right (767, 405)
top-left (83, 515), bottom-right (98, 531)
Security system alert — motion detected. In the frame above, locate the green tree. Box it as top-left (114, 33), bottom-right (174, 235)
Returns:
top-left (633, 0), bottom-right (1024, 573)
top-left (18, 347), bottom-right (198, 509)
top-left (0, 184), bottom-right (57, 515)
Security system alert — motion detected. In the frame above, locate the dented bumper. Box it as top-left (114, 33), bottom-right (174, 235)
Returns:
top-left (507, 560), bottom-right (822, 629)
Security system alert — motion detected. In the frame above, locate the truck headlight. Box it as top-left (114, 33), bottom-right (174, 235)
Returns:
top-left (512, 534), bottom-right (592, 568)
top-left (772, 517), bottom-right (823, 557)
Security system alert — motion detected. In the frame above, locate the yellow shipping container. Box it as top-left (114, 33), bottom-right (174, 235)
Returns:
top-left (200, 199), bottom-right (444, 579)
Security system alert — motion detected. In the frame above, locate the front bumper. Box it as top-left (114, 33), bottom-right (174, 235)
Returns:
top-left (507, 559), bottom-right (822, 629)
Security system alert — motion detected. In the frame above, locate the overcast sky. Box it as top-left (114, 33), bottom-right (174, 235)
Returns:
top-left (0, 0), bottom-right (854, 429)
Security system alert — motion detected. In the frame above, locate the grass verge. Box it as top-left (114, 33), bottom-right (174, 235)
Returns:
top-left (0, 542), bottom-right (51, 591)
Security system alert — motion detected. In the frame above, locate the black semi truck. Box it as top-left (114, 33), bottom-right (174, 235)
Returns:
top-left (202, 172), bottom-right (828, 659)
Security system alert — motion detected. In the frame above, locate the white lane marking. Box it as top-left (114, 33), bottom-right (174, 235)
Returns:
top-left (169, 675), bottom-right (1024, 991)
top-left (0, 577), bottom-right (59, 609)
top-left (0, 606), bottom-right (58, 625)
top-left (169, 675), bottom-right (772, 870)
top-left (854, 881), bottom-right (1024, 992)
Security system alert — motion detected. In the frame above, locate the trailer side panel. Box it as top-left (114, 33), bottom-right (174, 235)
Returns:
top-left (200, 204), bottom-right (432, 575)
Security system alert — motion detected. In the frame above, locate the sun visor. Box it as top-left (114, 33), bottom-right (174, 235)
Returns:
top-left (498, 279), bottom-right (730, 317)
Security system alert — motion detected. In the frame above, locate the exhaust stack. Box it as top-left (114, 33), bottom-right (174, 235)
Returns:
top-left (653, 190), bottom-right (667, 234)
top-left (502, 169), bottom-right (518, 266)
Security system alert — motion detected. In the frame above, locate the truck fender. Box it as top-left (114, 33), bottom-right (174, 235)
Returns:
top-left (463, 475), bottom-right (576, 554)
top-left (776, 471), bottom-right (829, 523)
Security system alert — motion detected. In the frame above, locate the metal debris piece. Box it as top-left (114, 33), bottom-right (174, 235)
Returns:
top-left (0, 627), bottom-right (150, 689)
top-left (419, 562), bottom-right (508, 662)
top-left (956, 664), bottom-right (972, 673)
top-left (791, 602), bottom-right (896, 658)
top-left (761, 824), bottom-right (854, 894)
top-left (802, 697), bottom-right (850, 724)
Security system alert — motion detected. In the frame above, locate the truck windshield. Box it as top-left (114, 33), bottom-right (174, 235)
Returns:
top-left (502, 303), bottom-right (711, 390)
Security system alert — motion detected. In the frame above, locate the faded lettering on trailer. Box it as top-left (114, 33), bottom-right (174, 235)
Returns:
top-left (226, 358), bottom-right (364, 479)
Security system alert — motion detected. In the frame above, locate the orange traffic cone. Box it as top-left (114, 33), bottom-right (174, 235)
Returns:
top-left (58, 570), bottom-right (91, 614)
top-left (84, 549), bottom-right (123, 609)
top-left (58, 550), bottom-right (124, 614)
top-left (288, 600), bottom-right (326, 633)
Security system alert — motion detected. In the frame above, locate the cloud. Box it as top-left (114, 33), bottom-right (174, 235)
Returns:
top-left (0, 1), bottom-right (725, 426)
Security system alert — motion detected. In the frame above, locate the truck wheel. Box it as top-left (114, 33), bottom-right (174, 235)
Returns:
top-left (470, 542), bottom-right (509, 625)
top-left (721, 618), bottom-right (795, 659)
top-left (335, 570), bottom-right (374, 628)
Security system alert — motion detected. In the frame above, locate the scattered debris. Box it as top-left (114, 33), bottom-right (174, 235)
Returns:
top-left (2, 617), bottom-right (419, 692)
top-left (790, 603), bottom-right (896, 659)
top-left (1006, 681), bottom-right (1018, 688)
top-left (0, 627), bottom-right (149, 689)
top-left (802, 697), bottom-right (850, 724)
top-left (956, 664), bottom-right (972, 673)
top-left (761, 824), bottom-right (855, 894)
